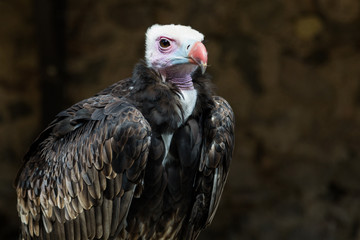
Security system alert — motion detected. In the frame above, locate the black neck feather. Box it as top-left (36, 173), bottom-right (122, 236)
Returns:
top-left (113, 61), bottom-right (215, 133)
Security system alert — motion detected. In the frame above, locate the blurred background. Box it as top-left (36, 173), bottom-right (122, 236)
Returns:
top-left (1, 0), bottom-right (360, 239)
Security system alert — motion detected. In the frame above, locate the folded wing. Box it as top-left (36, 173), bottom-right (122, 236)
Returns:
top-left (186, 96), bottom-right (235, 239)
top-left (15, 95), bottom-right (151, 240)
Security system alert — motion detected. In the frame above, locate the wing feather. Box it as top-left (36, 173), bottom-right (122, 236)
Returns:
top-left (95, 202), bottom-right (103, 238)
top-left (187, 96), bottom-right (235, 239)
top-left (78, 210), bottom-right (87, 239)
top-left (203, 96), bottom-right (234, 223)
top-left (64, 220), bottom-right (74, 240)
top-left (110, 194), bottom-right (122, 236)
top-left (102, 198), bottom-right (112, 239)
top-left (85, 207), bottom-right (95, 238)
top-left (74, 215), bottom-right (81, 240)
top-left (15, 95), bottom-right (151, 239)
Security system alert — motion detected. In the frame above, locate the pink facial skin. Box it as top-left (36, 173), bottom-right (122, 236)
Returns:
top-left (148, 36), bottom-right (208, 90)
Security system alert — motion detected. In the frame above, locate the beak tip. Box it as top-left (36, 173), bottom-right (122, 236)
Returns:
top-left (188, 41), bottom-right (208, 74)
top-left (200, 62), bottom-right (207, 74)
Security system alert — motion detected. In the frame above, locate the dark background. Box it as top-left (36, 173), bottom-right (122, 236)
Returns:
top-left (1, 0), bottom-right (360, 239)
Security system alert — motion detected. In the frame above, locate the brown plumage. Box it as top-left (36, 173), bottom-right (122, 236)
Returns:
top-left (15, 24), bottom-right (235, 240)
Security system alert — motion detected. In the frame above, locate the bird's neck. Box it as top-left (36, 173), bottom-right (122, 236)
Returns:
top-left (167, 74), bottom-right (193, 90)
top-left (159, 64), bottom-right (197, 90)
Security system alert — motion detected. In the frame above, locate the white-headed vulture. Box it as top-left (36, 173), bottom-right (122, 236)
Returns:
top-left (15, 24), bottom-right (235, 240)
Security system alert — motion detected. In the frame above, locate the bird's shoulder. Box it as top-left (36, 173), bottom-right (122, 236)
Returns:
top-left (15, 84), bottom-right (151, 185)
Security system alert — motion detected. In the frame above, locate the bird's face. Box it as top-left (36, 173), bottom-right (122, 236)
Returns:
top-left (145, 24), bottom-right (208, 75)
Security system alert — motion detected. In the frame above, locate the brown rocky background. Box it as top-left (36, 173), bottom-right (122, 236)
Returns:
top-left (1, 0), bottom-right (360, 239)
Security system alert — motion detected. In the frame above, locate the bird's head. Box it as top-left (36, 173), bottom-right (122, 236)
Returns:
top-left (145, 24), bottom-right (208, 78)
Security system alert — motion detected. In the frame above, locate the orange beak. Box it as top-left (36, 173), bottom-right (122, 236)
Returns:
top-left (188, 41), bottom-right (208, 74)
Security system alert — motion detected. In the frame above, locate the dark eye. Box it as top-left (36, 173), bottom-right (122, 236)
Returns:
top-left (159, 38), bottom-right (171, 48)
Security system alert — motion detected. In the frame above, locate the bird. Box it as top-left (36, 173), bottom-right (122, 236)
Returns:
top-left (15, 24), bottom-right (235, 240)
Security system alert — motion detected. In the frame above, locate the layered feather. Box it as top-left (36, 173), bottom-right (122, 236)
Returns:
top-left (16, 59), bottom-right (234, 240)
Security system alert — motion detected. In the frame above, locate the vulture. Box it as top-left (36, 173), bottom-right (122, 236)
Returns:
top-left (15, 24), bottom-right (235, 240)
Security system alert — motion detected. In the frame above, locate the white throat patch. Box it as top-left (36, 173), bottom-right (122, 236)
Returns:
top-left (179, 89), bottom-right (197, 123)
top-left (161, 88), bottom-right (197, 166)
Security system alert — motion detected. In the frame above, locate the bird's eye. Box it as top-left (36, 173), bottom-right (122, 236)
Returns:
top-left (159, 38), bottom-right (171, 48)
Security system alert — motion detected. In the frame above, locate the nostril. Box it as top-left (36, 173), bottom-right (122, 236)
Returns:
top-left (187, 45), bottom-right (190, 50)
